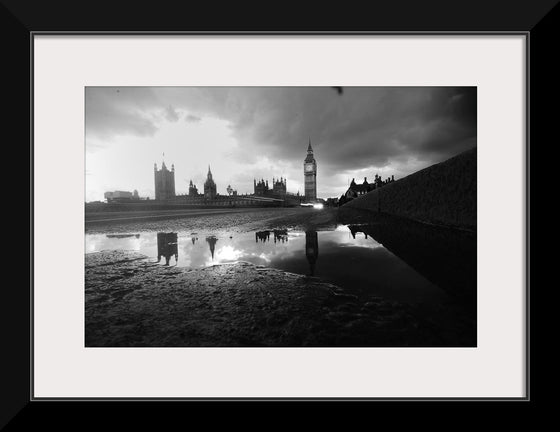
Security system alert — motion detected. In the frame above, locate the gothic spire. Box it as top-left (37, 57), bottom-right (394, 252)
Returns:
top-left (307, 137), bottom-right (313, 152)
top-left (206, 236), bottom-right (217, 260)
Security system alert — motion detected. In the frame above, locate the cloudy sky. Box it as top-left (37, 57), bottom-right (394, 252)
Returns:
top-left (85, 87), bottom-right (476, 202)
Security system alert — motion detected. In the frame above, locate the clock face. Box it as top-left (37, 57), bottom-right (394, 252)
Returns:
top-left (305, 164), bottom-right (314, 172)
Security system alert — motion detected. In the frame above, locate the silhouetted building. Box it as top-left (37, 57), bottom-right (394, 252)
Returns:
top-left (372, 173), bottom-right (395, 188)
top-left (254, 177), bottom-right (287, 197)
top-left (273, 229), bottom-right (288, 243)
top-left (304, 139), bottom-right (317, 201)
top-left (104, 190), bottom-right (141, 202)
top-left (154, 161), bottom-right (176, 200)
top-left (188, 180), bottom-right (199, 196)
top-left (305, 230), bottom-right (319, 276)
top-left (256, 231), bottom-right (271, 243)
top-left (206, 236), bottom-right (218, 259)
top-left (345, 177), bottom-right (372, 199)
top-left (148, 161), bottom-right (301, 208)
top-left (204, 166), bottom-right (217, 199)
top-left (272, 177), bottom-right (287, 196)
top-left (254, 179), bottom-right (269, 195)
top-left (157, 232), bottom-right (178, 265)
top-left (340, 174), bottom-right (396, 205)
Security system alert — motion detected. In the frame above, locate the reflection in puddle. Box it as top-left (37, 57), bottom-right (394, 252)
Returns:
top-left (256, 229), bottom-right (289, 244)
top-left (255, 231), bottom-right (270, 243)
top-left (156, 232), bottom-right (178, 266)
top-left (85, 222), bottom-right (473, 307)
top-left (305, 230), bottom-right (318, 276)
top-left (106, 233), bottom-right (141, 239)
top-left (206, 236), bottom-right (218, 260)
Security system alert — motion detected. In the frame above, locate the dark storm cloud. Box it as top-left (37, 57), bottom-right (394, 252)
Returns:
top-left (86, 87), bottom-right (476, 174)
top-left (243, 87), bottom-right (476, 170)
top-left (191, 87), bottom-right (476, 171)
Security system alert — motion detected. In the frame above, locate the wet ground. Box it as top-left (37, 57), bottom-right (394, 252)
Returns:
top-left (87, 225), bottom-right (446, 305)
top-left (85, 207), bottom-right (476, 347)
top-left (85, 207), bottom-right (327, 235)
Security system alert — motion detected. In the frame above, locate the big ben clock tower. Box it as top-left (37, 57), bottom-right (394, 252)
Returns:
top-left (304, 138), bottom-right (317, 201)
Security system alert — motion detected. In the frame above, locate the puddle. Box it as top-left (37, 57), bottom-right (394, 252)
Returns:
top-left (85, 225), bottom-right (450, 305)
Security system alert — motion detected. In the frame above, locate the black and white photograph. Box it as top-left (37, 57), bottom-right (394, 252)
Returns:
top-left (85, 86), bottom-right (477, 347)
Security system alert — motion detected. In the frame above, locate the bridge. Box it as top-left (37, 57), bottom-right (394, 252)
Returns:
top-left (237, 195), bottom-right (285, 202)
top-left (238, 194), bottom-right (305, 206)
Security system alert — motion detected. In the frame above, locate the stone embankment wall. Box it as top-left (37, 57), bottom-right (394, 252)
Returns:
top-left (343, 148), bottom-right (476, 230)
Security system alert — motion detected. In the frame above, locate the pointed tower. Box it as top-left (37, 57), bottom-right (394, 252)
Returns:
top-left (204, 165), bottom-right (217, 199)
top-left (188, 179), bottom-right (198, 197)
top-left (303, 138), bottom-right (317, 201)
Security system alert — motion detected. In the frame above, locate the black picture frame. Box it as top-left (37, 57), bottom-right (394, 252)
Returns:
top-left (3, 0), bottom-right (551, 423)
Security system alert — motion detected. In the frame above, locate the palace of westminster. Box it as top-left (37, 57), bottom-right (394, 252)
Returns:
top-left (104, 139), bottom-right (395, 207)
top-left (150, 141), bottom-right (318, 206)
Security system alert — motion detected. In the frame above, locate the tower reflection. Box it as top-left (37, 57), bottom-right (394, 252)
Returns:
top-left (273, 229), bottom-right (288, 243)
top-left (255, 231), bottom-right (271, 243)
top-left (305, 230), bottom-right (319, 276)
top-left (206, 236), bottom-right (218, 259)
top-left (156, 232), bottom-right (178, 265)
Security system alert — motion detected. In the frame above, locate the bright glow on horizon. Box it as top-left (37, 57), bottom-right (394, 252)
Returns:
top-left (86, 114), bottom-right (308, 203)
